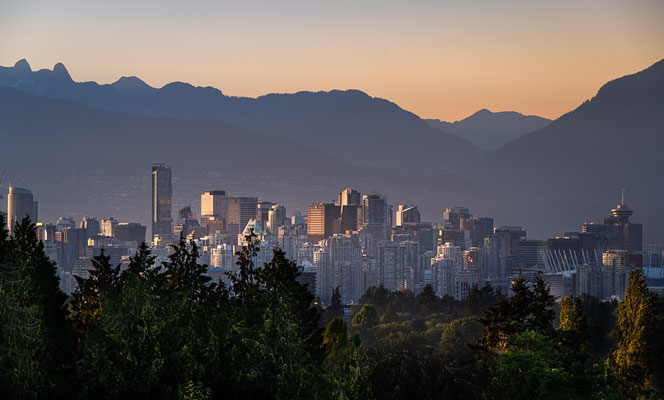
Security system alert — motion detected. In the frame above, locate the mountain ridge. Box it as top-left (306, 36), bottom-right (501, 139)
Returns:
top-left (426, 109), bottom-right (551, 151)
top-left (0, 59), bottom-right (483, 174)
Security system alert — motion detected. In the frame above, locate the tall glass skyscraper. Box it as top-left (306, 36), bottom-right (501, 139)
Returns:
top-left (151, 164), bottom-right (173, 238)
top-left (7, 186), bottom-right (37, 236)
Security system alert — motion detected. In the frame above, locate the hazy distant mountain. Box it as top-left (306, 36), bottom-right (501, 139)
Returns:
top-left (0, 87), bottom-right (458, 225)
top-left (2, 60), bottom-right (663, 242)
top-left (0, 60), bottom-right (483, 174)
top-left (0, 86), bottom-right (598, 239)
top-left (426, 110), bottom-right (551, 151)
top-left (466, 58), bottom-right (664, 241)
top-left (0, 86), bottom-right (352, 175)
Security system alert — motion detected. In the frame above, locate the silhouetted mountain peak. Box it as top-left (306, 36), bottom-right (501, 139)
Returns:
top-left (13, 59), bottom-right (31, 73)
top-left (112, 76), bottom-right (153, 93)
top-left (471, 108), bottom-right (492, 117)
top-left (426, 109), bottom-right (551, 150)
top-left (161, 81), bottom-right (194, 91)
top-left (52, 62), bottom-right (72, 81)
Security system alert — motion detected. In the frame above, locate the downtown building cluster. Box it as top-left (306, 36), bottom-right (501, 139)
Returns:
top-left (3, 165), bottom-right (663, 304)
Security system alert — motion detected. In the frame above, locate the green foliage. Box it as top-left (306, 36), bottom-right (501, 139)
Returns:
top-left (69, 248), bottom-right (121, 342)
top-left (559, 294), bottom-right (586, 334)
top-left (578, 294), bottom-right (618, 357)
top-left (439, 317), bottom-right (484, 364)
top-left (352, 303), bottom-right (379, 328)
top-left (3, 221), bottom-right (662, 399)
top-left (481, 275), bottom-right (556, 349)
top-left (491, 331), bottom-right (574, 400)
top-left (612, 269), bottom-right (660, 396)
top-left (0, 216), bottom-right (72, 399)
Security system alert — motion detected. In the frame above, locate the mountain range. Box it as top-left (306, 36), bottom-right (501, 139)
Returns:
top-left (0, 58), bottom-right (662, 241)
top-left (0, 60), bottom-right (483, 174)
top-left (426, 110), bottom-right (551, 151)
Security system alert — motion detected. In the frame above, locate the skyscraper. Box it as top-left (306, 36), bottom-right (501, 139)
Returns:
top-left (257, 201), bottom-right (276, 231)
top-left (362, 193), bottom-right (389, 241)
top-left (443, 207), bottom-right (471, 229)
top-left (151, 164), bottom-right (173, 238)
top-left (395, 205), bottom-right (421, 226)
top-left (201, 190), bottom-right (228, 219)
top-left (227, 197), bottom-right (258, 235)
top-left (337, 188), bottom-right (361, 206)
top-left (307, 202), bottom-right (341, 242)
top-left (460, 216), bottom-right (494, 247)
top-left (267, 204), bottom-right (287, 232)
top-left (7, 186), bottom-right (37, 236)
top-left (80, 217), bottom-right (100, 237)
top-left (201, 190), bottom-right (228, 233)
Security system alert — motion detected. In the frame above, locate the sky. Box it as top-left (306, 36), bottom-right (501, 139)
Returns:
top-left (1, 0), bottom-right (663, 121)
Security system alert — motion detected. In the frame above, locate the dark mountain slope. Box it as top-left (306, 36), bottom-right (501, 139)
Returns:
top-left (467, 58), bottom-right (664, 241)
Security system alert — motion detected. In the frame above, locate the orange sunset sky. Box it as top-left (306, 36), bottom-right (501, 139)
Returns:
top-left (1, 0), bottom-right (663, 121)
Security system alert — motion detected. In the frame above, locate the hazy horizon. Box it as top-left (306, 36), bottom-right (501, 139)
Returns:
top-left (2, 0), bottom-right (663, 121)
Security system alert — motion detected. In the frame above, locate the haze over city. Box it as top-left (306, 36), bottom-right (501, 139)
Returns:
top-left (1, 1), bottom-right (663, 399)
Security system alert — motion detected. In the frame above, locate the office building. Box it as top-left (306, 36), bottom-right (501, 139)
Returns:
top-left (362, 193), bottom-right (389, 242)
top-left (80, 217), bottom-right (100, 237)
top-left (100, 217), bottom-right (118, 237)
top-left (201, 190), bottom-right (228, 233)
top-left (395, 205), bottom-right (421, 226)
top-left (339, 204), bottom-right (362, 233)
top-left (267, 204), bottom-right (287, 232)
top-left (7, 187), bottom-right (36, 235)
top-left (430, 242), bottom-right (463, 297)
top-left (337, 188), bottom-right (361, 206)
top-left (256, 201), bottom-right (276, 232)
top-left (307, 202), bottom-right (341, 242)
top-left (151, 164), bottom-right (173, 238)
top-left (114, 223), bottom-right (147, 243)
top-left (460, 216), bottom-right (494, 247)
top-left (201, 190), bottom-right (228, 219)
top-left (227, 197), bottom-right (258, 235)
top-left (443, 207), bottom-right (471, 230)
top-left (573, 250), bottom-right (633, 300)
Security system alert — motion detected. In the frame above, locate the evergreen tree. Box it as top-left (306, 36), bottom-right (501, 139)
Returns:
top-left (225, 234), bottom-right (324, 399)
top-left (0, 216), bottom-right (71, 398)
top-left (323, 286), bottom-right (344, 323)
top-left (69, 248), bottom-right (120, 340)
top-left (416, 284), bottom-right (441, 315)
top-left (530, 274), bottom-right (556, 335)
top-left (612, 269), bottom-right (659, 395)
top-left (481, 275), bottom-right (556, 349)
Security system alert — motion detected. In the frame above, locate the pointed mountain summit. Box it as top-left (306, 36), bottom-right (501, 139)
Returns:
top-left (52, 62), bottom-right (72, 81)
top-left (426, 109), bottom-right (551, 151)
top-left (14, 59), bottom-right (31, 73)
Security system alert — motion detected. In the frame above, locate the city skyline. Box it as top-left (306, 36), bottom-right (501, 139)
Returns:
top-left (5, 168), bottom-right (656, 306)
top-left (1, 1), bottom-right (663, 121)
top-left (2, 2), bottom-right (663, 397)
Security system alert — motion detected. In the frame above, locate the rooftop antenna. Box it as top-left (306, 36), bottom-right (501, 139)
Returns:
top-left (621, 187), bottom-right (626, 205)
